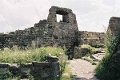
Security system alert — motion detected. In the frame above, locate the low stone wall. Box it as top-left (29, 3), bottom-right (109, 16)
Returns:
top-left (0, 61), bottom-right (60, 80)
top-left (78, 31), bottom-right (105, 47)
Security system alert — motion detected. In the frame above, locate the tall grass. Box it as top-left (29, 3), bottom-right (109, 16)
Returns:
top-left (0, 46), bottom-right (64, 63)
top-left (0, 46), bottom-right (71, 80)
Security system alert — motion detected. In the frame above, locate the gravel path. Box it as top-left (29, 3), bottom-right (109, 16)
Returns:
top-left (69, 59), bottom-right (99, 80)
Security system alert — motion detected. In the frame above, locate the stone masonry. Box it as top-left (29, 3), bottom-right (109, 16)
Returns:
top-left (0, 60), bottom-right (60, 80)
top-left (0, 6), bottom-right (105, 59)
top-left (78, 31), bottom-right (105, 47)
top-left (0, 6), bottom-right (79, 59)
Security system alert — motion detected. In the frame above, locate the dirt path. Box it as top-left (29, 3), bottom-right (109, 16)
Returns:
top-left (69, 59), bottom-right (99, 80)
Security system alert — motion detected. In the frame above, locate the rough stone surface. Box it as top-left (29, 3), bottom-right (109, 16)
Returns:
top-left (0, 63), bottom-right (10, 75)
top-left (73, 47), bottom-right (82, 58)
top-left (107, 17), bottom-right (120, 37)
top-left (107, 17), bottom-right (120, 62)
top-left (9, 64), bottom-right (19, 75)
top-left (31, 61), bottom-right (60, 80)
top-left (0, 61), bottom-right (60, 80)
top-left (0, 6), bottom-right (78, 59)
top-left (0, 6), bottom-right (105, 58)
top-left (78, 31), bottom-right (105, 47)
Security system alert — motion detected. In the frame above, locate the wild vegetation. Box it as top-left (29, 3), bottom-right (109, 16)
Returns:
top-left (0, 46), bottom-right (71, 80)
top-left (81, 44), bottom-right (97, 65)
top-left (0, 46), bottom-right (64, 63)
top-left (81, 44), bottom-right (96, 56)
top-left (95, 32), bottom-right (120, 80)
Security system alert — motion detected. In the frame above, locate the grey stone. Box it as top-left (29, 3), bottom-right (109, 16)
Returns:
top-left (0, 6), bottom-right (105, 59)
top-left (46, 56), bottom-right (58, 62)
top-left (9, 64), bottom-right (19, 75)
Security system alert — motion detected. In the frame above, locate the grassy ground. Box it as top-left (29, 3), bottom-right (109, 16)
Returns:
top-left (0, 46), bottom-right (71, 80)
top-left (0, 46), bottom-right (64, 63)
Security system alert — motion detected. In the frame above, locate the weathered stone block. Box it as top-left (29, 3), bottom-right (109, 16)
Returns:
top-left (9, 64), bottom-right (19, 75)
top-left (0, 63), bottom-right (10, 75)
top-left (20, 63), bottom-right (32, 74)
top-left (73, 47), bottom-right (82, 58)
top-left (46, 56), bottom-right (58, 62)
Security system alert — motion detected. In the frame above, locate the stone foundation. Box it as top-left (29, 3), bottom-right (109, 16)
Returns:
top-left (0, 62), bottom-right (60, 80)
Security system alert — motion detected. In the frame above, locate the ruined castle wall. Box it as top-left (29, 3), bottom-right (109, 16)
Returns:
top-left (78, 31), bottom-right (105, 47)
top-left (0, 6), bottom-right (106, 59)
top-left (0, 6), bottom-right (79, 59)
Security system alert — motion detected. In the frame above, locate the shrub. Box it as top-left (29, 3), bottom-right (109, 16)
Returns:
top-left (95, 32), bottom-right (120, 80)
top-left (81, 44), bottom-right (96, 56)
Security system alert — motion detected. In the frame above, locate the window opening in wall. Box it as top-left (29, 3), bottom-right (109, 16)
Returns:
top-left (56, 10), bottom-right (69, 23)
top-left (57, 14), bottom-right (62, 22)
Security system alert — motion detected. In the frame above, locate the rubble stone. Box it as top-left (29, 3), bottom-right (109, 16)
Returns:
top-left (0, 6), bottom-right (105, 58)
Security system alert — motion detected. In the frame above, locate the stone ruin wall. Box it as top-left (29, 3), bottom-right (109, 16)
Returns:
top-left (73, 31), bottom-right (105, 58)
top-left (0, 6), bottom-right (105, 58)
top-left (0, 57), bottom-right (60, 80)
top-left (0, 6), bottom-right (78, 59)
top-left (107, 17), bottom-right (120, 60)
top-left (78, 31), bottom-right (105, 47)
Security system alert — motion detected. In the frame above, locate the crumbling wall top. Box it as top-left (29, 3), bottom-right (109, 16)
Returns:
top-left (49, 6), bottom-right (73, 14)
top-left (107, 17), bottom-right (120, 36)
top-left (47, 6), bottom-right (77, 23)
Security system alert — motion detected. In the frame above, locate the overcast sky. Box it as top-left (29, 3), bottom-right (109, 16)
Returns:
top-left (0, 0), bottom-right (120, 32)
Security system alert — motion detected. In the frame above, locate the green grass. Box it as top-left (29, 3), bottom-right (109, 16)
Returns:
top-left (60, 61), bottom-right (71, 80)
top-left (0, 46), bottom-right (71, 80)
top-left (81, 44), bottom-right (96, 56)
top-left (0, 46), bottom-right (64, 63)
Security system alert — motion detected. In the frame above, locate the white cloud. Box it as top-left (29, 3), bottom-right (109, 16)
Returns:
top-left (0, 0), bottom-right (51, 32)
top-left (0, 0), bottom-right (120, 32)
top-left (0, 14), bottom-right (6, 22)
top-left (49, 0), bottom-right (114, 32)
